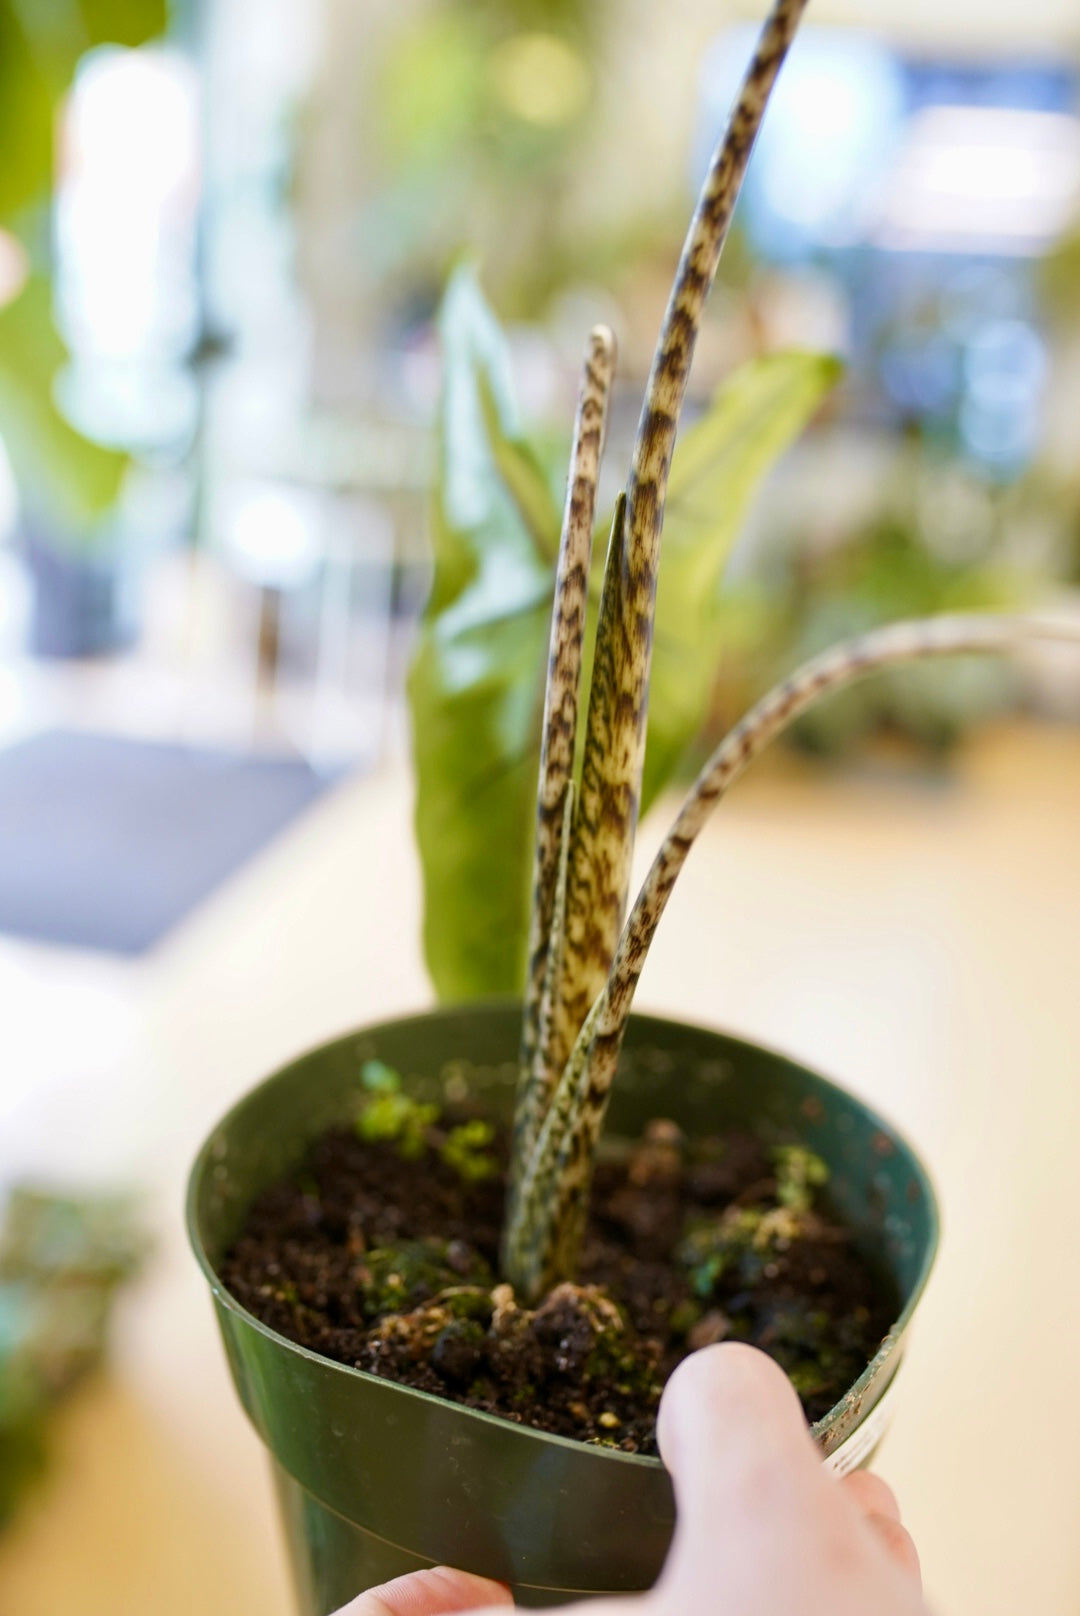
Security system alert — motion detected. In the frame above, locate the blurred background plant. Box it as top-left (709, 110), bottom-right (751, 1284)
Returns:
top-left (0, 1186), bottom-right (146, 1526)
top-left (704, 434), bottom-right (1033, 759)
top-left (358, 0), bottom-right (612, 320)
top-left (0, 0), bottom-right (169, 655)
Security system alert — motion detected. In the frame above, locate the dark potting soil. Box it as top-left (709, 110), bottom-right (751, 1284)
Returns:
top-left (222, 1115), bottom-right (899, 1455)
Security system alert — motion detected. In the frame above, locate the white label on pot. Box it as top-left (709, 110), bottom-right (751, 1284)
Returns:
top-left (823, 1374), bottom-right (900, 1478)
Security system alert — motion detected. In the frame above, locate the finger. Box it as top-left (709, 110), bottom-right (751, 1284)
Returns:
top-left (840, 1470), bottom-right (902, 1524)
top-left (656, 1343), bottom-right (823, 1541)
top-left (335, 1565), bottom-right (513, 1615)
top-left (865, 1515), bottom-right (922, 1587)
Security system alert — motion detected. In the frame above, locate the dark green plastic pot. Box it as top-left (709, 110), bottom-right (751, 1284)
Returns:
top-left (187, 1005), bottom-right (937, 1612)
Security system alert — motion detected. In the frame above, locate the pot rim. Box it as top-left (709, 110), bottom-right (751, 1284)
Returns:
top-left (186, 1001), bottom-right (940, 1471)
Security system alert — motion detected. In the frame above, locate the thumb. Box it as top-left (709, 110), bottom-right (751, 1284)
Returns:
top-left (334, 1565), bottom-right (513, 1615)
top-left (656, 1343), bottom-right (825, 1568)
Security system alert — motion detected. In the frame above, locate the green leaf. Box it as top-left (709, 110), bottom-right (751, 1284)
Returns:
top-left (0, 275), bottom-right (129, 532)
top-left (0, 7), bottom-right (53, 222)
top-left (78, 0), bottom-right (169, 50)
top-left (440, 1118), bottom-right (498, 1183)
top-left (641, 349), bottom-right (842, 806)
top-left (409, 272), bottom-right (840, 1003)
top-left (360, 1059), bottom-right (401, 1094)
top-left (408, 266), bottom-right (560, 1001)
top-left (477, 370), bottom-right (561, 564)
top-left (0, 0), bottom-right (167, 225)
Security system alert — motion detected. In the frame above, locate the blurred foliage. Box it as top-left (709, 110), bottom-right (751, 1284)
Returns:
top-left (0, 0), bottom-right (165, 544)
top-left (639, 346), bottom-right (844, 795)
top-left (0, 1184), bottom-right (148, 1528)
top-left (708, 444), bottom-right (1036, 759)
top-left (1037, 225), bottom-right (1080, 584)
top-left (362, 0), bottom-right (674, 321)
top-left (0, 276), bottom-right (128, 529)
top-left (409, 267), bottom-right (839, 1001)
top-left (0, 0), bottom-right (167, 222)
top-left (1038, 226), bottom-right (1080, 331)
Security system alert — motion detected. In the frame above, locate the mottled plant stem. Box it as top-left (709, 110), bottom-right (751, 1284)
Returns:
top-left (506, 612), bottom-right (1080, 1298)
top-left (504, 781), bottom-right (575, 1265)
top-left (544, 491), bottom-right (626, 1068)
top-left (513, 328), bottom-right (616, 1190)
top-left (551, 0), bottom-right (811, 1079)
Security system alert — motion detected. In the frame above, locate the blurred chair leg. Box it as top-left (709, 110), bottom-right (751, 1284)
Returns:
top-left (254, 585), bottom-right (283, 741)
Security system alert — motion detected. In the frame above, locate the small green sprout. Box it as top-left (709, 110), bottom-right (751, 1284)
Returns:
top-left (678, 1207), bottom-right (766, 1298)
top-left (357, 1061), bottom-right (439, 1160)
top-left (677, 1147), bottom-right (830, 1299)
top-left (440, 1120), bottom-right (499, 1184)
top-left (772, 1145), bottom-right (829, 1213)
top-left (360, 1059), bottom-right (401, 1094)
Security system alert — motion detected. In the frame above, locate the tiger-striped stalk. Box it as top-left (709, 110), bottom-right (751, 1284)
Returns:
top-left (504, 611), bottom-right (1080, 1299)
top-left (512, 328), bottom-right (616, 1197)
top-left (549, 0), bottom-right (811, 1083)
top-left (504, 781), bottom-right (575, 1262)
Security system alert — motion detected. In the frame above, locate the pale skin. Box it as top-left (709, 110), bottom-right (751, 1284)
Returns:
top-left (334, 1343), bottom-right (929, 1616)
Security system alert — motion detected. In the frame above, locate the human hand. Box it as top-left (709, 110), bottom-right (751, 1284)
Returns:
top-left (336, 1342), bottom-right (928, 1615)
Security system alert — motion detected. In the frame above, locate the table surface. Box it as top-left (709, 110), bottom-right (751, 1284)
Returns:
top-left (1, 723), bottom-right (1078, 1616)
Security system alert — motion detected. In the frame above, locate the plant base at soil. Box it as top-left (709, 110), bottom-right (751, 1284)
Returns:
top-left (221, 1113), bottom-right (898, 1454)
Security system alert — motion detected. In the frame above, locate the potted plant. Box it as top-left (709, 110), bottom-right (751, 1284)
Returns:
top-left (188, 0), bottom-right (1078, 1609)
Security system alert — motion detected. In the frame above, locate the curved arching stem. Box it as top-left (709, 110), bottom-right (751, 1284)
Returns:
top-left (504, 611), bottom-right (1080, 1299)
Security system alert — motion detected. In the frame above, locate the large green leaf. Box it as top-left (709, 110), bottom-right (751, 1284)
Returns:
top-left (642, 349), bottom-right (842, 804)
top-left (408, 266), bottom-right (561, 1002)
top-left (0, 276), bottom-right (128, 530)
top-left (409, 269), bottom-right (840, 1001)
top-left (78, 0), bottom-right (169, 49)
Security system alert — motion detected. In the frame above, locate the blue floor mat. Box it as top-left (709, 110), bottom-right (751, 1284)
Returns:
top-left (0, 729), bottom-right (343, 954)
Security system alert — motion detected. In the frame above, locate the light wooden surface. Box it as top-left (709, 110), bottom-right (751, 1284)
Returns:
top-left (1, 724), bottom-right (1079, 1615)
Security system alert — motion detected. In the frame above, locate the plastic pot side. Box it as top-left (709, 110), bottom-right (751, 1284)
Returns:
top-left (187, 1004), bottom-right (938, 1612)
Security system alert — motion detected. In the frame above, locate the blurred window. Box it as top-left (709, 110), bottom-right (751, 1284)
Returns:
top-left (55, 45), bottom-right (200, 453)
top-left (697, 29), bottom-right (1080, 477)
